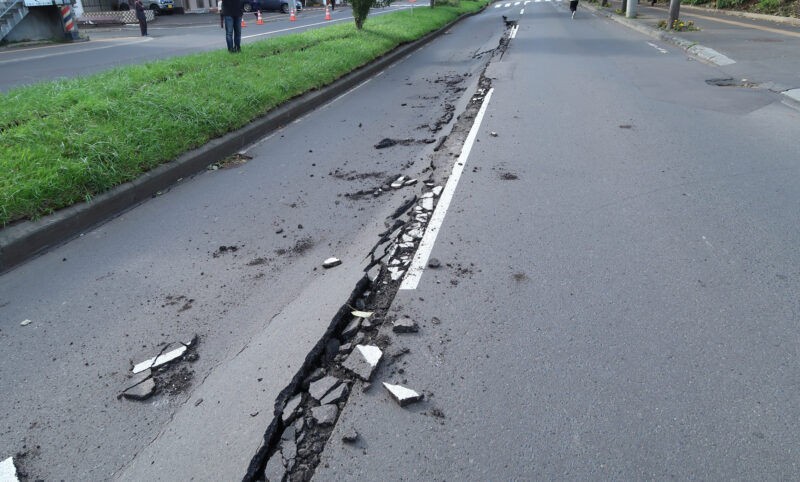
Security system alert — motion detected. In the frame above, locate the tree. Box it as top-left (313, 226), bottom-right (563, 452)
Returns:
top-left (667, 0), bottom-right (680, 29)
top-left (351, 0), bottom-right (372, 29)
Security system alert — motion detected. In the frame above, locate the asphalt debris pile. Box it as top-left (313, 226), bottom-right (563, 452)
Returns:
top-left (119, 335), bottom-right (199, 401)
top-left (207, 153), bottom-right (253, 170)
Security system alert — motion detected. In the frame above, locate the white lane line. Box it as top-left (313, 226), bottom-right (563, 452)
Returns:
top-left (647, 41), bottom-right (668, 54)
top-left (510, 24), bottom-right (519, 38)
top-left (520, 7), bottom-right (524, 14)
top-left (524, 0), bottom-right (530, 3)
top-left (495, 3), bottom-right (501, 7)
top-left (0, 37), bottom-right (152, 65)
top-left (400, 88), bottom-right (495, 290)
top-left (514, 1), bottom-right (520, 4)
top-left (504, 2), bottom-right (511, 6)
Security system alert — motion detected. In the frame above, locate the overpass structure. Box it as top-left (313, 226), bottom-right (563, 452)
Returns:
top-left (1, 0), bottom-right (79, 43)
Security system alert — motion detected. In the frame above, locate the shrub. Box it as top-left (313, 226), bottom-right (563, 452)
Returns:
top-left (757, 0), bottom-right (780, 11)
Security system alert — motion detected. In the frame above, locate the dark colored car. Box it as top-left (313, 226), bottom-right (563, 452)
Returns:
top-left (242, 0), bottom-right (302, 13)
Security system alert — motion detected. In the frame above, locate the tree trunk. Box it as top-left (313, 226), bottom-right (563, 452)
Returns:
top-left (430, 0), bottom-right (434, 8)
top-left (667, 0), bottom-right (680, 28)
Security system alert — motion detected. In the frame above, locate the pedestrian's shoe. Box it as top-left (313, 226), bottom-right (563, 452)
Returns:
top-left (571, 10), bottom-right (575, 18)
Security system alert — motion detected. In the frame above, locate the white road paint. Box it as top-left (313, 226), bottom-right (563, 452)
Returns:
top-left (510, 24), bottom-right (520, 38)
top-left (383, 382), bottom-right (421, 401)
top-left (400, 88), bottom-right (494, 290)
top-left (647, 41), bottom-right (668, 54)
top-left (0, 457), bottom-right (18, 482)
top-left (520, 7), bottom-right (525, 14)
top-left (524, 0), bottom-right (530, 3)
top-left (505, 2), bottom-right (511, 6)
top-left (495, 3), bottom-right (501, 7)
top-left (514, 1), bottom-right (520, 4)
top-left (132, 345), bottom-right (187, 374)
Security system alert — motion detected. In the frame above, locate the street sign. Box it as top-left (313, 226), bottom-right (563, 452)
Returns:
top-left (24, 0), bottom-right (55, 6)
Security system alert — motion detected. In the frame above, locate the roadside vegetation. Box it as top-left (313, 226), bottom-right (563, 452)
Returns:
top-left (680, 0), bottom-right (799, 16)
top-left (0, 0), bottom-right (487, 226)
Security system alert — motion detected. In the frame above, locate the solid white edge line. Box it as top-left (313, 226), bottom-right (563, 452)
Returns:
top-left (399, 88), bottom-right (494, 290)
top-left (510, 24), bottom-right (519, 38)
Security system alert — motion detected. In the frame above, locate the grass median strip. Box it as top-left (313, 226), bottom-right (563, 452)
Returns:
top-left (0, 1), bottom-right (487, 226)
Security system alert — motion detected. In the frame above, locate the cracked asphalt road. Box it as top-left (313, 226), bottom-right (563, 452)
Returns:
top-left (0, 9), bottom-right (502, 481)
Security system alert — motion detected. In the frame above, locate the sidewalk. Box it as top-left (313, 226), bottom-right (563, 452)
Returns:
top-left (581, 0), bottom-right (800, 102)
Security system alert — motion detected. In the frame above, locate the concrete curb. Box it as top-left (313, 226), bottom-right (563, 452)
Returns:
top-left (0, 6), bottom-right (484, 274)
top-left (679, 4), bottom-right (800, 26)
top-left (581, 3), bottom-right (736, 65)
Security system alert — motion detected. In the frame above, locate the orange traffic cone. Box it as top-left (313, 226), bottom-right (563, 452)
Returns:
top-left (257, 10), bottom-right (263, 24)
top-left (324, 4), bottom-right (331, 20)
top-left (290, 7), bottom-right (296, 21)
top-left (241, 16), bottom-right (246, 27)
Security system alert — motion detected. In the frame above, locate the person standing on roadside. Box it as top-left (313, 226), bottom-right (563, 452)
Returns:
top-left (134, 0), bottom-right (148, 36)
top-left (218, 0), bottom-right (224, 28)
top-left (569, 0), bottom-right (578, 19)
top-left (222, 0), bottom-right (242, 53)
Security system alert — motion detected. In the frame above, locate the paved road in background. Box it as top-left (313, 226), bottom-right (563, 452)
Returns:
top-left (0, 3), bottom-right (421, 92)
top-left (317, 0), bottom-right (800, 479)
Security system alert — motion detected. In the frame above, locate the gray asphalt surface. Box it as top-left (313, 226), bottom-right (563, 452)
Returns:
top-left (0, 4), bottom-right (419, 92)
top-left (0, 6), bottom-right (500, 480)
top-left (315, 1), bottom-right (800, 479)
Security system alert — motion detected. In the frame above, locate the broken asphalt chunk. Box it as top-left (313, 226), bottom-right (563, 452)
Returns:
top-left (322, 257), bottom-right (342, 269)
top-left (432, 186), bottom-right (443, 196)
top-left (282, 393), bottom-right (303, 424)
top-left (122, 368), bottom-right (152, 392)
top-left (383, 382), bottom-right (424, 407)
top-left (122, 377), bottom-right (156, 401)
top-left (132, 344), bottom-right (187, 374)
top-left (392, 318), bottom-right (419, 333)
top-left (311, 404), bottom-right (339, 426)
top-left (342, 344), bottom-right (383, 381)
top-left (320, 383), bottom-right (349, 405)
top-left (342, 317), bottom-right (361, 338)
top-left (308, 375), bottom-right (340, 401)
top-left (263, 452), bottom-right (286, 482)
top-left (388, 267), bottom-right (405, 281)
top-left (421, 198), bottom-right (434, 211)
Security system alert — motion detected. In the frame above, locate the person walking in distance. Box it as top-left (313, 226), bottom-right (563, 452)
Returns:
top-left (221, 0), bottom-right (242, 52)
top-left (134, 0), bottom-right (148, 36)
top-left (569, 0), bottom-right (578, 18)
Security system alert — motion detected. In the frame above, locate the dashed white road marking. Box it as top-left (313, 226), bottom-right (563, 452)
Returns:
top-left (524, 0), bottom-right (530, 3)
top-left (400, 88), bottom-right (495, 290)
top-left (514, 1), bottom-right (520, 4)
top-left (510, 24), bottom-right (520, 38)
top-left (495, 3), bottom-right (501, 7)
top-left (647, 41), bottom-right (668, 54)
top-left (504, 2), bottom-right (511, 6)
top-left (520, 7), bottom-right (525, 14)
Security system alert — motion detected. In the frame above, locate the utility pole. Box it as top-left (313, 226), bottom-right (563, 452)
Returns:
top-left (667, 0), bottom-right (680, 28)
top-left (626, 0), bottom-right (636, 17)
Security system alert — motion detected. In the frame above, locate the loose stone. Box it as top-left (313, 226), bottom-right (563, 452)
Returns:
top-left (342, 317), bottom-right (361, 338)
top-left (392, 318), bottom-right (419, 333)
top-left (427, 258), bottom-right (441, 268)
top-left (342, 428), bottom-right (359, 443)
top-left (342, 344), bottom-right (383, 381)
top-left (282, 393), bottom-right (303, 424)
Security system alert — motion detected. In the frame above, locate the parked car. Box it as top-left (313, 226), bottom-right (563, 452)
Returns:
top-left (119, 0), bottom-right (176, 14)
top-left (242, 0), bottom-right (302, 14)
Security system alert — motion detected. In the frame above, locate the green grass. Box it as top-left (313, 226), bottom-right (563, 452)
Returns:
top-left (0, 1), bottom-right (487, 226)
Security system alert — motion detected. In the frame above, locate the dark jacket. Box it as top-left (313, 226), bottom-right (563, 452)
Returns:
top-left (135, 0), bottom-right (145, 19)
top-left (221, 0), bottom-right (242, 17)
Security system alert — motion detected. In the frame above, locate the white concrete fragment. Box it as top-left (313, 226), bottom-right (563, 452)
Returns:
top-left (133, 345), bottom-right (187, 374)
top-left (403, 178), bottom-right (418, 186)
top-left (399, 242), bottom-right (415, 249)
top-left (356, 345), bottom-right (382, 366)
top-left (311, 404), bottom-right (338, 426)
top-left (387, 267), bottom-right (405, 281)
top-left (383, 382), bottom-right (424, 406)
top-left (421, 198), bottom-right (434, 211)
top-left (407, 228), bottom-right (424, 240)
top-left (432, 186), bottom-right (443, 196)
top-left (421, 192), bottom-right (434, 199)
top-left (19, 320), bottom-right (31, 326)
top-left (1, 457), bottom-right (18, 482)
top-left (402, 234), bottom-right (414, 243)
top-left (351, 310), bottom-right (374, 318)
top-left (390, 181), bottom-right (403, 189)
top-left (322, 257), bottom-right (342, 268)
top-left (390, 259), bottom-right (401, 266)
